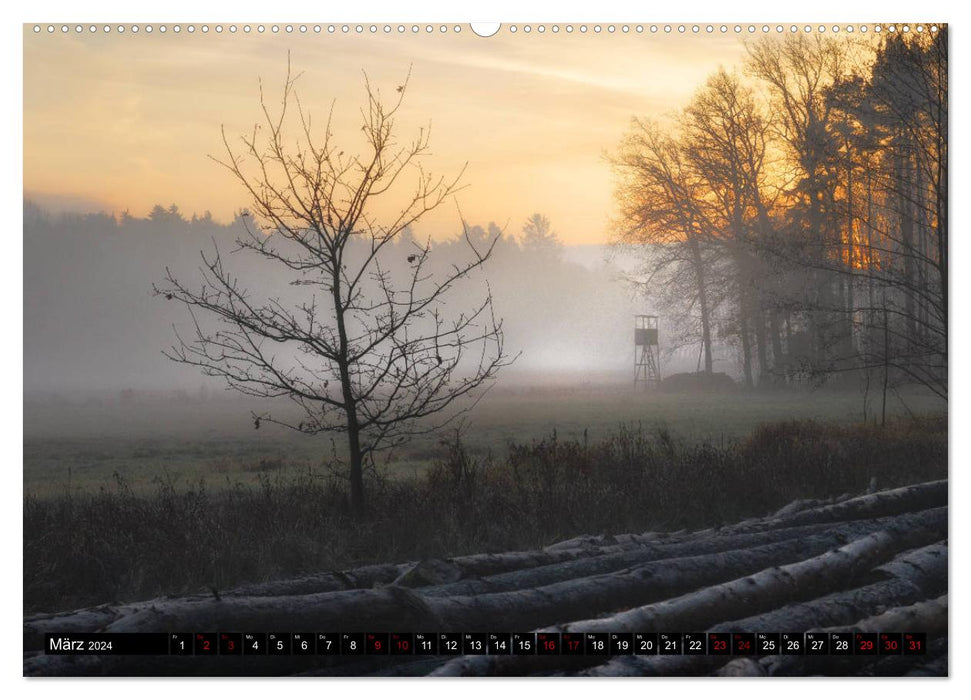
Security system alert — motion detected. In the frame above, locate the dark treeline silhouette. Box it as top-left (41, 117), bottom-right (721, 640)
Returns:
top-left (612, 30), bottom-right (947, 408)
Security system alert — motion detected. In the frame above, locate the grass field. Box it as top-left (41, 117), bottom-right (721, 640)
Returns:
top-left (24, 407), bottom-right (947, 613)
top-left (24, 382), bottom-right (946, 497)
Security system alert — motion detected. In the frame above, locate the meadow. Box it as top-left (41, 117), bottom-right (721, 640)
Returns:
top-left (24, 382), bottom-right (946, 613)
top-left (24, 380), bottom-right (945, 497)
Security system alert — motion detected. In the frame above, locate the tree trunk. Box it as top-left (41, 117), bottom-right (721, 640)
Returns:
top-left (739, 304), bottom-right (754, 388)
top-left (769, 310), bottom-right (784, 384)
top-left (432, 511), bottom-right (945, 676)
top-left (754, 306), bottom-right (769, 386)
top-left (24, 481), bottom-right (946, 678)
top-left (346, 414), bottom-right (365, 515)
top-left (714, 594), bottom-right (947, 677)
top-left (582, 540), bottom-right (946, 677)
top-left (688, 237), bottom-right (714, 373)
top-left (332, 256), bottom-right (365, 516)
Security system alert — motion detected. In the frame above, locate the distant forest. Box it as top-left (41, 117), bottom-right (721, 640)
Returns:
top-left (24, 202), bottom-right (645, 395)
top-left (612, 30), bottom-right (946, 399)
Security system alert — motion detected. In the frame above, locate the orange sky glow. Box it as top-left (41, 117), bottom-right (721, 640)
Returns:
top-left (24, 27), bottom-right (756, 245)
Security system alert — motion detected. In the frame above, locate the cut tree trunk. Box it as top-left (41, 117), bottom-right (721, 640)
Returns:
top-left (581, 540), bottom-right (946, 676)
top-left (431, 509), bottom-right (945, 676)
top-left (23, 481), bottom-right (947, 677)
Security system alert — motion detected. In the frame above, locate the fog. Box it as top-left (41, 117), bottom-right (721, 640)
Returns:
top-left (24, 202), bottom-right (722, 409)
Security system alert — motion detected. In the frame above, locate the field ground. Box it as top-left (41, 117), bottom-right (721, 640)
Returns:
top-left (24, 382), bottom-right (946, 497)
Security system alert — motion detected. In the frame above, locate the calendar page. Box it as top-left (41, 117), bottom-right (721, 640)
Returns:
top-left (23, 20), bottom-right (947, 678)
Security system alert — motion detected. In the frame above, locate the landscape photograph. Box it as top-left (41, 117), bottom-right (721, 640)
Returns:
top-left (22, 21), bottom-right (947, 677)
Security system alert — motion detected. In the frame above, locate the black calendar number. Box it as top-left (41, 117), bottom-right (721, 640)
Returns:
top-left (536, 633), bottom-right (560, 655)
top-left (707, 632), bottom-right (730, 655)
top-left (195, 633), bottom-right (217, 656)
top-left (659, 633), bottom-right (682, 655)
top-left (292, 633), bottom-right (315, 655)
top-left (366, 633), bottom-right (389, 655)
top-left (488, 633), bottom-right (511, 655)
top-left (634, 633), bottom-right (658, 655)
top-left (316, 633), bottom-right (339, 655)
top-left (831, 632), bottom-right (853, 656)
top-left (584, 633), bottom-right (608, 655)
top-left (903, 633), bottom-right (926, 655)
top-left (463, 633), bottom-right (487, 655)
top-left (855, 632), bottom-right (877, 656)
top-left (341, 633), bottom-right (365, 655)
top-left (684, 633), bottom-right (706, 655)
top-left (879, 633), bottom-right (902, 655)
top-left (390, 633), bottom-right (414, 655)
top-left (733, 633), bottom-right (755, 656)
top-left (806, 632), bottom-right (829, 655)
top-left (169, 633), bottom-right (193, 655)
top-left (782, 633), bottom-right (804, 655)
top-left (242, 633), bottom-right (266, 655)
top-left (513, 633), bottom-right (535, 655)
top-left (610, 633), bottom-right (633, 655)
top-left (439, 633), bottom-right (462, 656)
top-left (757, 633), bottom-right (780, 655)
top-left (561, 633), bottom-right (584, 655)
top-left (415, 633), bottom-right (438, 655)
top-left (219, 633), bottom-right (242, 655)
top-left (268, 633), bottom-right (291, 656)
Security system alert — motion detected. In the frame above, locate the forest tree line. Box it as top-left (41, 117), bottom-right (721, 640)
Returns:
top-left (24, 200), bottom-right (642, 395)
top-left (612, 30), bottom-right (947, 400)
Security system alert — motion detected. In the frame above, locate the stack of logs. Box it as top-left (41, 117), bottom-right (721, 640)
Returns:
top-left (24, 479), bottom-right (947, 676)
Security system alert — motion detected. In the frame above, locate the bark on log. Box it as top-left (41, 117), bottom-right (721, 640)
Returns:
top-left (214, 481), bottom-right (946, 599)
top-left (168, 480), bottom-right (947, 601)
top-left (722, 480), bottom-right (946, 533)
top-left (25, 506), bottom-right (944, 661)
top-left (418, 513), bottom-right (934, 598)
top-left (580, 541), bottom-right (946, 677)
top-left (714, 595), bottom-right (947, 677)
top-left (23, 481), bottom-right (948, 677)
top-left (25, 542), bottom-right (653, 631)
top-left (430, 509), bottom-right (945, 676)
top-left (222, 540), bottom-right (660, 597)
top-left (24, 528), bottom-right (866, 651)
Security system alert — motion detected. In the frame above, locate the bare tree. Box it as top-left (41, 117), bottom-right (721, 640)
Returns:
top-left (611, 118), bottom-right (721, 374)
top-left (748, 31), bottom-right (947, 401)
top-left (156, 65), bottom-right (513, 515)
top-left (680, 69), bottom-right (778, 387)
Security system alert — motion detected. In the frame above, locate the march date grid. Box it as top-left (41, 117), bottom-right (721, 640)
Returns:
top-left (44, 631), bottom-right (927, 656)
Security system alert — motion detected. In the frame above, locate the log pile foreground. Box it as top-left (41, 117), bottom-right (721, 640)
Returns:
top-left (24, 479), bottom-right (947, 676)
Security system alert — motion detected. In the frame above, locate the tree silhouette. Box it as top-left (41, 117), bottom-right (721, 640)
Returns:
top-left (157, 65), bottom-right (513, 515)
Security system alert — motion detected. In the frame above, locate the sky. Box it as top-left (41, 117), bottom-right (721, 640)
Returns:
top-left (23, 26), bottom-right (749, 245)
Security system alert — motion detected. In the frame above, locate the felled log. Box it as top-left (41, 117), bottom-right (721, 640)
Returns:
top-left (714, 594), bottom-right (948, 676)
top-left (225, 548), bottom-right (602, 597)
top-left (431, 508), bottom-right (945, 676)
top-left (722, 480), bottom-right (946, 534)
top-left (225, 562), bottom-right (413, 597)
top-left (418, 512), bottom-right (935, 598)
top-left (25, 527), bottom-right (861, 652)
top-left (218, 480), bottom-right (946, 599)
top-left (23, 481), bottom-right (948, 677)
top-left (580, 540), bottom-right (946, 677)
top-left (25, 541), bottom-right (653, 635)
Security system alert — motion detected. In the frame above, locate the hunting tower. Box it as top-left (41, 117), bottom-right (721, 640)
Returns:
top-left (634, 315), bottom-right (661, 389)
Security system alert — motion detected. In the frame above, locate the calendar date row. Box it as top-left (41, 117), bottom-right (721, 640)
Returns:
top-left (45, 631), bottom-right (927, 656)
